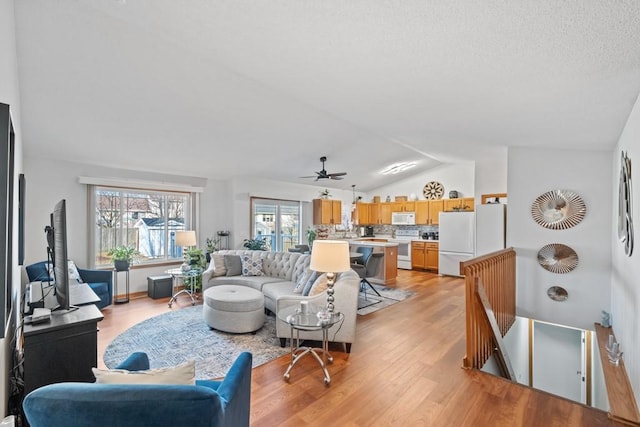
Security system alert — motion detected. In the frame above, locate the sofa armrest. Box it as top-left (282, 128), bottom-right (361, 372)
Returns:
top-left (215, 352), bottom-right (252, 426)
top-left (201, 264), bottom-right (216, 289)
top-left (78, 268), bottom-right (113, 286)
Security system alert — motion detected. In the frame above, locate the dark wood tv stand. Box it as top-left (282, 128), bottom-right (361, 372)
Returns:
top-left (22, 304), bottom-right (104, 395)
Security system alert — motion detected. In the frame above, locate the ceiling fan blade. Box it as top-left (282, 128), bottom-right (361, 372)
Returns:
top-left (328, 172), bottom-right (347, 177)
top-left (330, 176), bottom-right (344, 180)
top-left (298, 175), bottom-right (318, 178)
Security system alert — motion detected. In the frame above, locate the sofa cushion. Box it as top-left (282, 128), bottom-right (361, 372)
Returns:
top-left (224, 255), bottom-right (242, 276)
top-left (207, 275), bottom-right (282, 292)
top-left (302, 271), bottom-right (318, 296)
top-left (309, 273), bottom-right (330, 296)
top-left (211, 254), bottom-right (227, 277)
top-left (262, 281), bottom-right (298, 313)
top-left (293, 268), bottom-right (312, 294)
top-left (67, 260), bottom-right (82, 283)
top-left (241, 255), bottom-right (264, 276)
top-left (92, 360), bottom-right (196, 385)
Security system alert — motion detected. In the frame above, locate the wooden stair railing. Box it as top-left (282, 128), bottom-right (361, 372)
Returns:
top-left (461, 248), bottom-right (516, 371)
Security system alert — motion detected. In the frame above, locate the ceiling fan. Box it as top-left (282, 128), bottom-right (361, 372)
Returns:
top-left (300, 156), bottom-right (347, 181)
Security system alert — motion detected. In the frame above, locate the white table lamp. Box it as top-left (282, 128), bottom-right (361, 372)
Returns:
top-left (176, 230), bottom-right (197, 271)
top-left (310, 240), bottom-right (350, 313)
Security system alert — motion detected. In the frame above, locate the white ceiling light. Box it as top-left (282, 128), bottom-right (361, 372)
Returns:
top-left (381, 162), bottom-right (417, 175)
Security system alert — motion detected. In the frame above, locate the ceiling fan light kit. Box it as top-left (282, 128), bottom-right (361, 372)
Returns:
top-left (301, 156), bottom-right (347, 181)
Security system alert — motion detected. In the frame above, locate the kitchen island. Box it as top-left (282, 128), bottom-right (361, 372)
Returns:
top-left (348, 240), bottom-right (398, 285)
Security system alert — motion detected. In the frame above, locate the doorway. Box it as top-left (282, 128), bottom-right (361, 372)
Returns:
top-left (250, 198), bottom-right (301, 252)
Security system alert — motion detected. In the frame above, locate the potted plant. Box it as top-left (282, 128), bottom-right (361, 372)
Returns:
top-left (243, 238), bottom-right (267, 251)
top-left (107, 245), bottom-right (140, 271)
top-left (205, 236), bottom-right (221, 263)
top-left (306, 227), bottom-right (317, 248)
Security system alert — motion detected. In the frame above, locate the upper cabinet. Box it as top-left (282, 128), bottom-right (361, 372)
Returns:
top-left (415, 200), bottom-right (444, 225)
top-left (313, 199), bottom-right (342, 225)
top-left (443, 197), bottom-right (475, 212)
top-left (379, 203), bottom-right (394, 225)
top-left (355, 202), bottom-right (371, 225)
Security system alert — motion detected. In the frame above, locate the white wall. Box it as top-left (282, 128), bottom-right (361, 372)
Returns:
top-left (366, 162), bottom-right (475, 202)
top-left (228, 177), bottom-right (355, 247)
top-left (0, 0), bottom-right (22, 418)
top-left (611, 91), bottom-right (640, 402)
top-left (23, 156), bottom-right (210, 294)
top-left (474, 150), bottom-right (508, 200)
top-left (507, 147), bottom-right (612, 331)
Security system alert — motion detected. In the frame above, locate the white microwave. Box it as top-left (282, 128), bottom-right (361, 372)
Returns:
top-left (391, 212), bottom-right (416, 225)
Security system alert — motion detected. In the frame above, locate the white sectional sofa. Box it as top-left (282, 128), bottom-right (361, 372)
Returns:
top-left (201, 250), bottom-right (360, 352)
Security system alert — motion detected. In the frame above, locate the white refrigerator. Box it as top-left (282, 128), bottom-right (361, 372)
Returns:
top-left (438, 211), bottom-right (475, 277)
top-left (475, 203), bottom-right (507, 256)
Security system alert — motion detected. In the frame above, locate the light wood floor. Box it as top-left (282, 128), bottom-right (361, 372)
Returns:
top-left (97, 270), bottom-right (616, 426)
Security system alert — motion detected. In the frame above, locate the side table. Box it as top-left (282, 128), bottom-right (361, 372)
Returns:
top-left (278, 305), bottom-right (344, 386)
top-left (166, 267), bottom-right (202, 308)
top-left (113, 269), bottom-right (130, 304)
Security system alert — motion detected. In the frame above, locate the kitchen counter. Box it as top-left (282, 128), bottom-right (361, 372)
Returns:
top-left (348, 239), bottom-right (399, 247)
top-left (349, 241), bottom-right (398, 285)
top-left (413, 239), bottom-right (439, 243)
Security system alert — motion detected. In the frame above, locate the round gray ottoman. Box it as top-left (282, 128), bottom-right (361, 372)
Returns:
top-left (203, 285), bottom-right (265, 333)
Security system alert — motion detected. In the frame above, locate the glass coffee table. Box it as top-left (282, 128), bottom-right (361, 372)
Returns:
top-left (278, 304), bottom-right (344, 386)
top-left (166, 267), bottom-right (202, 308)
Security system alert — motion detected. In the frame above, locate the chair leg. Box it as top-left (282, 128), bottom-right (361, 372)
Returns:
top-left (363, 278), bottom-right (381, 297)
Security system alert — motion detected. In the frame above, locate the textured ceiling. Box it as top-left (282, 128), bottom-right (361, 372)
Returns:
top-left (13, 1), bottom-right (640, 191)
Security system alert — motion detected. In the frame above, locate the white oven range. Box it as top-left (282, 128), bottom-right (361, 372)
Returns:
top-left (389, 229), bottom-right (420, 269)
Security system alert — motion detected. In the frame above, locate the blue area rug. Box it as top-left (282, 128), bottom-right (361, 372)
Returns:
top-left (104, 306), bottom-right (288, 380)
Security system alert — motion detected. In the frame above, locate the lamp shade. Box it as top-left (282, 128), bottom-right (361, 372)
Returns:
top-left (309, 240), bottom-right (350, 273)
top-left (176, 230), bottom-right (197, 247)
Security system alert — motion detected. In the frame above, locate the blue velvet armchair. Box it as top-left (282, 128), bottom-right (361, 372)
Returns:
top-left (25, 261), bottom-right (113, 309)
top-left (22, 351), bottom-right (253, 427)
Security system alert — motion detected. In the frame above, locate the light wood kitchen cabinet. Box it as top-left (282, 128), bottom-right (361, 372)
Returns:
top-left (391, 201), bottom-right (415, 212)
top-left (369, 203), bottom-right (380, 224)
top-left (384, 246), bottom-right (398, 281)
top-left (415, 200), bottom-right (444, 225)
top-left (355, 202), bottom-right (371, 225)
top-left (379, 203), bottom-right (394, 225)
top-left (411, 241), bottom-right (439, 272)
top-left (411, 241), bottom-right (426, 268)
top-left (443, 197), bottom-right (475, 212)
top-left (313, 199), bottom-right (342, 225)
top-left (425, 242), bottom-right (439, 271)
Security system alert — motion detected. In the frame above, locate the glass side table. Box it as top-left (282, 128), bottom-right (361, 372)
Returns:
top-left (278, 304), bottom-right (344, 386)
top-left (166, 267), bottom-right (202, 308)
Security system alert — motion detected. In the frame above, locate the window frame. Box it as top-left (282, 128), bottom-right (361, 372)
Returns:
top-left (88, 185), bottom-right (197, 269)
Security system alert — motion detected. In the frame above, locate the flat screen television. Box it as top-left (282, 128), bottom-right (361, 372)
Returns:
top-left (48, 199), bottom-right (70, 311)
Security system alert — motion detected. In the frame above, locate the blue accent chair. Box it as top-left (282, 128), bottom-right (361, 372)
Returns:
top-left (22, 351), bottom-right (253, 427)
top-left (25, 261), bottom-right (113, 309)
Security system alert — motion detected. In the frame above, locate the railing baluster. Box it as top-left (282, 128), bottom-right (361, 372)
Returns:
top-left (461, 248), bottom-right (516, 370)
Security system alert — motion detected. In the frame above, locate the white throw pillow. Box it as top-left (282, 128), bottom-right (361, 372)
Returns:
top-left (309, 273), bottom-right (329, 296)
top-left (92, 360), bottom-right (196, 385)
top-left (294, 269), bottom-right (312, 294)
top-left (67, 260), bottom-right (82, 283)
top-left (211, 254), bottom-right (227, 277)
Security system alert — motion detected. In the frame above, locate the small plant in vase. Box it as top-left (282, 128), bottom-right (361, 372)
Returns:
top-left (185, 247), bottom-right (206, 290)
top-left (107, 245), bottom-right (140, 271)
top-left (204, 236), bottom-right (221, 262)
top-left (319, 189), bottom-right (331, 199)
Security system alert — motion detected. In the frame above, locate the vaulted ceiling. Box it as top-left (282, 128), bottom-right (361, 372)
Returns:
top-left (13, 1), bottom-right (640, 191)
